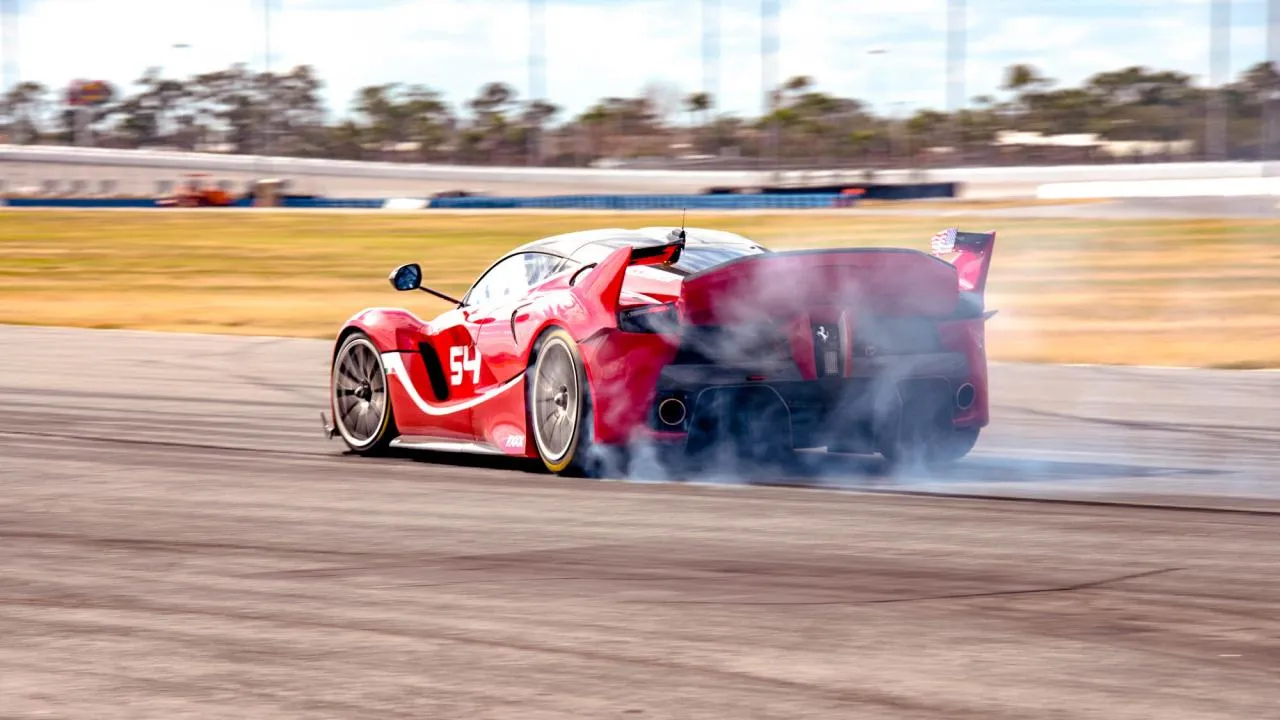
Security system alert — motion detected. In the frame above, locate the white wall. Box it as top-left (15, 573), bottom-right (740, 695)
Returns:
top-left (2, 144), bottom-right (1273, 199)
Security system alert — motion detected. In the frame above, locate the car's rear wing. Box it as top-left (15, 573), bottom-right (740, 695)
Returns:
top-left (931, 228), bottom-right (996, 297)
top-left (568, 230), bottom-right (685, 314)
top-left (627, 228), bottom-right (686, 266)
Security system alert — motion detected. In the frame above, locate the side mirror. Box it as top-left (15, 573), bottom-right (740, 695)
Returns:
top-left (389, 263), bottom-right (422, 291)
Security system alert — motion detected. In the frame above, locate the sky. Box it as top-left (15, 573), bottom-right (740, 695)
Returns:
top-left (0, 0), bottom-right (1273, 123)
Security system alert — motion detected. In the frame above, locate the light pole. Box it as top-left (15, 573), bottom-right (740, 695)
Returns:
top-left (761, 0), bottom-right (779, 168)
top-left (166, 43), bottom-right (191, 146)
top-left (170, 42), bottom-right (191, 77)
top-left (1208, 0), bottom-right (1230, 161)
top-left (892, 100), bottom-right (908, 168)
top-left (1, 0), bottom-right (18, 143)
top-left (703, 0), bottom-right (719, 105)
top-left (868, 48), bottom-right (888, 165)
top-left (1267, 0), bottom-right (1280, 161)
top-left (262, 0), bottom-right (273, 159)
top-left (946, 0), bottom-right (966, 162)
top-left (867, 48), bottom-right (887, 113)
top-left (527, 0), bottom-right (545, 165)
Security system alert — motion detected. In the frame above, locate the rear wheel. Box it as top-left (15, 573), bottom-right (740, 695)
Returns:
top-left (530, 329), bottom-right (590, 475)
top-left (880, 427), bottom-right (980, 469)
top-left (528, 329), bottom-right (623, 477)
top-left (926, 427), bottom-right (980, 465)
top-left (331, 332), bottom-right (397, 454)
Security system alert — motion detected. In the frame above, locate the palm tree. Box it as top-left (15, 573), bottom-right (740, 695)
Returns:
top-left (684, 91), bottom-right (712, 127)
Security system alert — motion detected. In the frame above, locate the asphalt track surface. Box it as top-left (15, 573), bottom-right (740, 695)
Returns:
top-left (2, 325), bottom-right (1278, 718)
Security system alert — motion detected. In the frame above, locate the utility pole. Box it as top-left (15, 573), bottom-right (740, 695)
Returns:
top-left (946, 0), bottom-right (966, 164)
top-left (527, 0), bottom-right (545, 165)
top-left (1207, 0), bottom-right (1230, 161)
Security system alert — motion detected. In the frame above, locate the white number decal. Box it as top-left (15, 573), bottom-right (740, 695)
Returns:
top-left (449, 345), bottom-right (482, 386)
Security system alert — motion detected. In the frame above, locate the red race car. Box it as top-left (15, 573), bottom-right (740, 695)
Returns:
top-left (323, 225), bottom-right (997, 476)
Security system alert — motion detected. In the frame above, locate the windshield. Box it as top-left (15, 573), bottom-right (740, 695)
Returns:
top-left (666, 244), bottom-right (767, 274)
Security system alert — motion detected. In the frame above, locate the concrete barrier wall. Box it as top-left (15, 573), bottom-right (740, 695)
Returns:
top-left (1037, 177), bottom-right (1280, 199)
top-left (3, 144), bottom-right (1276, 200)
top-left (0, 145), bottom-right (760, 197)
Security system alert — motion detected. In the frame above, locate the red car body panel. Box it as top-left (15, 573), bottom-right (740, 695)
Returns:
top-left (331, 227), bottom-right (997, 459)
top-left (678, 250), bottom-right (960, 323)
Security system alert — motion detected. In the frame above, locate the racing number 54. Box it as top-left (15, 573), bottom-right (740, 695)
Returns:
top-left (449, 345), bottom-right (481, 385)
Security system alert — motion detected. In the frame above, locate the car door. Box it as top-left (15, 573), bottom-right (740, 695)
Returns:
top-left (464, 253), bottom-right (573, 451)
top-left (457, 253), bottom-right (542, 392)
top-left (471, 253), bottom-right (570, 388)
top-left (395, 254), bottom-right (531, 442)
top-left (395, 303), bottom-right (478, 441)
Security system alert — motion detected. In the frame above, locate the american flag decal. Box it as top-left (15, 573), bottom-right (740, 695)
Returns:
top-left (930, 227), bottom-right (958, 256)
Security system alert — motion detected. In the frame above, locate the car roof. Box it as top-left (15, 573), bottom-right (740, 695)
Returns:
top-left (504, 226), bottom-right (768, 262)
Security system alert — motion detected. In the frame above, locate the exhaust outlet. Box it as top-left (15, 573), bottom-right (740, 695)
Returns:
top-left (955, 383), bottom-right (976, 411)
top-left (658, 398), bottom-right (687, 427)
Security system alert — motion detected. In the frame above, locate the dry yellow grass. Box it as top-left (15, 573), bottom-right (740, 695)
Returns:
top-left (2, 209), bottom-right (1277, 367)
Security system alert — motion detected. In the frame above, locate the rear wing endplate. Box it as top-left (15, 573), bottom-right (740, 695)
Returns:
top-left (931, 227), bottom-right (995, 256)
top-left (628, 228), bottom-right (686, 267)
top-left (930, 227), bottom-right (996, 296)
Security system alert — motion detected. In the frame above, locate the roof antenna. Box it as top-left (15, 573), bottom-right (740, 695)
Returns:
top-left (667, 207), bottom-right (687, 243)
top-left (665, 207), bottom-right (687, 263)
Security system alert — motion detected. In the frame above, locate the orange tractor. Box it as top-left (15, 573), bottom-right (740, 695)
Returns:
top-left (158, 173), bottom-right (236, 207)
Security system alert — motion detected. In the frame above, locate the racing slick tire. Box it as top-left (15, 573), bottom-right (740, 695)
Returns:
top-left (879, 427), bottom-right (980, 469)
top-left (527, 328), bottom-right (623, 478)
top-left (926, 426), bottom-right (980, 465)
top-left (331, 331), bottom-right (398, 454)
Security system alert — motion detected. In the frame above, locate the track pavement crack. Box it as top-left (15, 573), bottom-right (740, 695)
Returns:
top-left (1004, 406), bottom-right (1280, 443)
top-left (0, 428), bottom-right (333, 460)
top-left (627, 567), bottom-right (1184, 606)
top-left (0, 594), bottom-right (1003, 717)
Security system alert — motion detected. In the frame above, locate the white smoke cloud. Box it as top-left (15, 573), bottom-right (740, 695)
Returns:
top-left (578, 236), bottom-right (990, 488)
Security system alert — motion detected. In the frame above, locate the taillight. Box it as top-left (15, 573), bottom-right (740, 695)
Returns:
top-left (617, 302), bottom-right (679, 333)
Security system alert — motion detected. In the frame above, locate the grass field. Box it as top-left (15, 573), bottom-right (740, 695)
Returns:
top-left (2, 209), bottom-right (1277, 367)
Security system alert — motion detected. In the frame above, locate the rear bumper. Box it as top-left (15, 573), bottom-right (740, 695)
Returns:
top-left (644, 352), bottom-right (984, 451)
top-left (582, 322), bottom-right (990, 449)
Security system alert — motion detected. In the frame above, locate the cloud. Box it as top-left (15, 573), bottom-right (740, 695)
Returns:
top-left (1, 0), bottom-right (1271, 121)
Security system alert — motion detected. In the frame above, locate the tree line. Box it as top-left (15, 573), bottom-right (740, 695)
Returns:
top-left (2, 60), bottom-right (1278, 168)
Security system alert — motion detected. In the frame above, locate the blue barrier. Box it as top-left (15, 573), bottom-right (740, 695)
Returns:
top-left (427, 193), bottom-right (843, 210)
top-left (3, 193), bottom-right (845, 210)
top-left (280, 197), bottom-right (386, 209)
top-left (3, 197), bottom-right (160, 208)
top-left (2, 196), bottom-right (385, 209)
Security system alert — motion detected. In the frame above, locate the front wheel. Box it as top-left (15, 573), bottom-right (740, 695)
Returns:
top-left (331, 332), bottom-right (398, 454)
